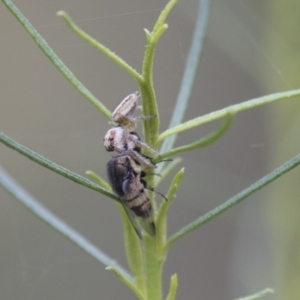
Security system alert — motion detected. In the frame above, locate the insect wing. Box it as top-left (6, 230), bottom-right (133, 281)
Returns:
top-left (119, 203), bottom-right (143, 239)
top-left (120, 196), bottom-right (155, 238)
top-left (106, 156), bottom-right (144, 239)
top-left (106, 156), bottom-right (128, 197)
top-left (139, 217), bottom-right (155, 237)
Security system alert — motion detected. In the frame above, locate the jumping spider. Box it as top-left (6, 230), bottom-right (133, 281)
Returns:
top-left (104, 91), bottom-right (158, 169)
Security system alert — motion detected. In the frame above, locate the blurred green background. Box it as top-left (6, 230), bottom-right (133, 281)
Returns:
top-left (1, 0), bottom-right (299, 299)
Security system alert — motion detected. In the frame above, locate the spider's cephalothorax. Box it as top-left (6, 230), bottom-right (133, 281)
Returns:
top-left (106, 154), bottom-right (155, 238)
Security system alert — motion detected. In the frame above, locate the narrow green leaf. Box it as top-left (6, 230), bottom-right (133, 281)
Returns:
top-left (0, 166), bottom-right (132, 281)
top-left (158, 89), bottom-right (300, 143)
top-left (156, 168), bottom-right (185, 239)
top-left (167, 152), bottom-right (300, 246)
top-left (154, 157), bottom-right (182, 187)
top-left (234, 288), bottom-right (274, 300)
top-left (153, 0), bottom-right (177, 34)
top-left (117, 205), bottom-right (145, 293)
top-left (0, 132), bottom-right (118, 202)
top-left (144, 28), bottom-right (152, 42)
top-left (57, 11), bottom-right (142, 84)
top-left (160, 0), bottom-right (212, 154)
top-left (166, 274), bottom-right (178, 300)
top-left (148, 169), bottom-right (184, 296)
top-left (106, 267), bottom-right (145, 300)
top-left (165, 168), bottom-right (185, 204)
top-left (158, 114), bottom-right (232, 161)
top-left (86, 171), bottom-right (111, 191)
top-left (1, 0), bottom-right (111, 119)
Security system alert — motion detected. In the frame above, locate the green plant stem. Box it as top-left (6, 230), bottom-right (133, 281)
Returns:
top-left (0, 166), bottom-right (132, 281)
top-left (141, 168), bottom-right (184, 300)
top-left (145, 162), bottom-right (183, 300)
top-left (140, 34), bottom-right (162, 148)
top-left (0, 132), bottom-right (117, 201)
top-left (144, 235), bottom-right (165, 300)
top-left (57, 11), bottom-right (142, 84)
top-left (141, 0), bottom-right (177, 149)
top-left (1, 0), bottom-right (111, 119)
top-left (160, 0), bottom-right (211, 154)
top-left (139, 85), bottom-right (160, 149)
top-left (138, 4), bottom-right (181, 298)
top-left (167, 152), bottom-right (300, 246)
top-left (158, 89), bottom-right (300, 143)
top-left (152, 0), bottom-right (177, 33)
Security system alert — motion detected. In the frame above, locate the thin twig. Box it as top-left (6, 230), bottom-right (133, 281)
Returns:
top-left (1, 0), bottom-right (111, 119)
top-left (159, 0), bottom-right (211, 154)
top-left (0, 166), bottom-right (132, 281)
top-left (0, 132), bottom-right (118, 201)
top-left (168, 152), bottom-right (300, 246)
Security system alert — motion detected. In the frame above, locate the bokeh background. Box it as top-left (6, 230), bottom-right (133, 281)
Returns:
top-left (1, 0), bottom-right (300, 299)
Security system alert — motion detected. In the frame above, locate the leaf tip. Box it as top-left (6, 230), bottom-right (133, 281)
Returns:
top-left (56, 11), bottom-right (65, 17)
top-left (144, 28), bottom-right (152, 41)
top-left (56, 11), bottom-right (71, 23)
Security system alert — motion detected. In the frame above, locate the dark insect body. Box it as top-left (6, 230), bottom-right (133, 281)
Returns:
top-left (106, 154), bottom-right (155, 239)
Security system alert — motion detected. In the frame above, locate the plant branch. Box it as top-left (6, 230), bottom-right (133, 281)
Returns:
top-left (234, 288), bottom-right (274, 300)
top-left (0, 132), bottom-right (118, 201)
top-left (158, 89), bottom-right (300, 143)
top-left (166, 274), bottom-right (178, 300)
top-left (140, 0), bottom-right (177, 149)
top-left (0, 166), bottom-right (132, 281)
top-left (57, 11), bottom-right (142, 84)
top-left (153, 0), bottom-right (177, 34)
top-left (106, 267), bottom-right (145, 300)
top-left (86, 171), bottom-right (112, 191)
top-left (160, 0), bottom-right (212, 154)
top-left (156, 168), bottom-right (185, 233)
top-left (118, 205), bottom-right (145, 294)
top-left (1, 0), bottom-right (111, 119)
top-left (167, 152), bottom-right (300, 246)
